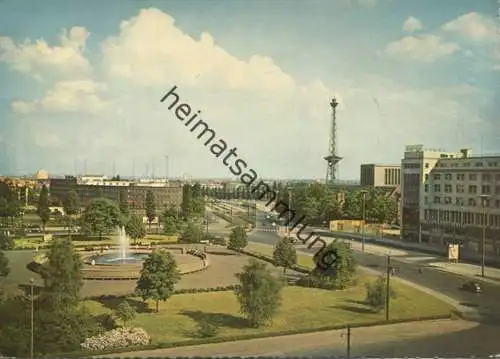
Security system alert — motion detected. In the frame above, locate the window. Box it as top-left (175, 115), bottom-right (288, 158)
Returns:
top-left (424, 196), bottom-right (428, 204)
top-left (434, 174), bottom-right (441, 180)
top-left (468, 198), bottom-right (476, 206)
top-left (475, 162), bottom-right (484, 167)
top-left (425, 174), bottom-right (429, 181)
top-left (444, 174), bottom-right (452, 180)
top-left (496, 186), bottom-right (500, 195)
top-left (482, 174), bottom-right (491, 181)
top-left (468, 185), bottom-right (477, 194)
top-left (482, 185), bottom-right (491, 194)
top-left (496, 200), bottom-right (500, 208)
top-left (456, 184), bottom-right (464, 193)
top-left (434, 196), bottom-right (441, 204)
top-left (444, 196), bottom-right (452, 204)
top-left (469, 174), bottom-right (477, 181)
top-left (496, 174), bottom-right (500, 181)
top-left (455, 197), bottom-right (464, 205)
top-left (425, 162), bottom-right (430, 168)
top-left (424, 184), bottom-right (428, 192)
top-left (444, 184), bottom-right (452, 193)
top-left (456, 173), bottom-right (465, 181)
top-left (434, 184), bottom-right (441, 192)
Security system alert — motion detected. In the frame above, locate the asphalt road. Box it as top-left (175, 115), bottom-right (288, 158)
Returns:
top-left (248, 210), bottom-right (500, 357)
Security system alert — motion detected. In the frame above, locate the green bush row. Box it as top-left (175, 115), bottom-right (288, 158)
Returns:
top-left (50, 313), bottom-right (452, 358)
top-left (237, 248), bottom-right (310, 274)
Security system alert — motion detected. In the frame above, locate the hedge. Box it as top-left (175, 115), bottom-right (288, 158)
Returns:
top-left (236, 248), bottom-right (311, 274)
top-left (48, 313), bottom-right (452, 358)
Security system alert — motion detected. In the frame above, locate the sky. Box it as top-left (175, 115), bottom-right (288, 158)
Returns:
top-left (0, 0), bottom-right (498, 180)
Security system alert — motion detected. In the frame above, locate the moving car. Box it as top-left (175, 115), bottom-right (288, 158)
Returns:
top-left (461, 281), bottom-right (482, 293)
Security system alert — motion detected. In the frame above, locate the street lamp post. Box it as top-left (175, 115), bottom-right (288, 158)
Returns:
top-left (360, 190), bottom-right (367, 252)
top-left (29, 277), bottom-right (35, 359)
top-left (479, 194), bottom-right (490, 278)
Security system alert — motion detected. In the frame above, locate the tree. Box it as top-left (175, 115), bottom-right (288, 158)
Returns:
top-left (37, 185), bottom-right (51, 231)
top-left (80, 198), bottom-right (122, 240)
top-left (302, 197), bottom-right (320, 223)
top-left (114, 300), bottom-right (136, 326)
top-left (228, 226), bottom-right (248, 251)
top-left (341, 190), bottom-right (362, 220)
top-left (125, 215), bottom-right (146, 244)
top-left (234, 259), bottom-right (283, 327)
top-left (39, 237), bottom-right (83, 310)
top-left (365, 275), bottom-right (397, 311)
top-left (181, 185), bottom-right (193, 218)
top-left (119, 190), bottom-right (129, 218)
top-left (273, 238), bottom-right (297, 274)
top-left (0, 182), bottom-right (20, 225)
top-left (311, 240), bottom-right (356, 290)
top-left (162, 216), bottom-right (179, 236)
top-left (0, 232), bottom-right (14, 250)
top-left (0, 251), bottom-right (10, 279)
top-left (135, 250), bottom-right (181, 312)
top-left (63, 190), bottom-right (80, 216)
top-left (145, 190), bottom-right (156, 229)
top-left (179, 221), bottom-right (203, 243)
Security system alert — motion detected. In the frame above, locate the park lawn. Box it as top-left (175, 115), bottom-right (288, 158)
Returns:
top-left (246, 242), bottom-right (314, 268)
top-left (82, 283), bottom-right (452, 344)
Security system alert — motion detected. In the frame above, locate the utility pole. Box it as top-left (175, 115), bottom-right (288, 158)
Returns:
top-left (346, 325), bottom-right (351, 359)
top-left (385, 254), bottom-right (391, 321)
top-left (361, 190), bottom-right (367, 252)
top-left (480, 194), bottom-right (489, 278)
top-left (29, 278), bottom-right (35, 359)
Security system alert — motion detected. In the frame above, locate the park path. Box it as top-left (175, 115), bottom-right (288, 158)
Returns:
top-left (97, 319), bottom-right (475, 358)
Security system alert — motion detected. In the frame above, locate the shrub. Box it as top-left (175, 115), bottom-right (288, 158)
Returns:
top-left (197, 320), bottom-right (219, 338)
top-left (365, 275), bottom-right (397, 311)
top-left (80, 327), bottom-right (151, 352)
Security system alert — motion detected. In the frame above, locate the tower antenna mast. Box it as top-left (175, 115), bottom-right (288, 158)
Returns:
top-left (324, 98), bottom-right (342, 185)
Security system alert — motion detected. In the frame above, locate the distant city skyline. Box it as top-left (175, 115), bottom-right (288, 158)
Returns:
top-left (0, 0), bottom-right (498, 179)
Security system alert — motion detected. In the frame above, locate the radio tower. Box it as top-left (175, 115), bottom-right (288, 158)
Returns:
top-left (324, 98), bottom-right (342, 185)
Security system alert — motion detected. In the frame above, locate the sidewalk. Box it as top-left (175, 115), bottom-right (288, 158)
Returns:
top-left (98, 319), bottom-right (475, 358)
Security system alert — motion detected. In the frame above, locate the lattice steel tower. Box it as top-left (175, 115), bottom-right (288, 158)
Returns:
top-left (324, 98), bottom-right (342, 185)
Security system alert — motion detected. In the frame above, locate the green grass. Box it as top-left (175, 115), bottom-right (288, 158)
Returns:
top-left (82, 283), bottom-right (452, 344)
top-left (246, 242), bottom-right (314, 268)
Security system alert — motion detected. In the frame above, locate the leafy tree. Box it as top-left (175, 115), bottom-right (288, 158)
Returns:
top-left (228, 226), bottom-right (248, 251)
top-left (39, 237), bottom-right (83, 310)
top-left (135, 250), bottom-right (181, 312)
top-left (114, 300), bottom-right (136, 326)
top-left (0, 251), bottom-right (10, 278)
top-left (179, 221), bottom-right (203, 243)
top-left (125, 214), bottom-right (146, 244)
top-left (162, 216), bottom-right (179, 236)
top-left (181, 185), bottom-right (193, 219)
top-left (0, 182), bottom-right (20, 226)
top-left (80, 198), bottom-right (122, 240)
top-left (162, 205), bottom-right (178, 220)
top-left (310, 240), bottom-right (356, 290)
top-left (145, 190), bottom-right (156, 229)
top-left (0, 233), bottom-right (14, 250)
top-left (119, 190), bottom-right (129, 218)
top-left (365, 275), bottom-right (397, 311)
top-left (63, 190), bottom-right (80, 216)
top-left (302, 197), bottom-right (320, 223)
top-left (273, 237), bottom-right (297, 274)
top-left (320, 194), bottom-right (342, 223)
top-left (341, 190), bottom-right (362, 220)
top-left (37, 185), bottom-right (51, 231)
top-left (234, 259), bottom-right (283, 327)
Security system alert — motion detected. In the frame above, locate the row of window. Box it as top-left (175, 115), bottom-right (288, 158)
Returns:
top-left (425, 184), bottom-right (500, 195)
top-left (424, 209), bottom-right (500, 227)
top-left (428, 196), bottom-right (500, 207)
top-left (432, 173), bottom-right (500, 181)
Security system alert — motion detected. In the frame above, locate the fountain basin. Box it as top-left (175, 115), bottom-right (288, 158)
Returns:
top-left (89, 252), bottom-right (149, 265)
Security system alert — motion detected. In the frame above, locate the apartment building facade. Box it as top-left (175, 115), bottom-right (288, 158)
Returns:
top-left (360, 164), bottom-right (401, 187)
top-left (49, 175), bottom-right (183, 211)
top-left (401, 144), bottom-right (500, 257)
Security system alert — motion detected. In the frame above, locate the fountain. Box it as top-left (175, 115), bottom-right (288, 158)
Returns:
top-left (90, 226), bottom-right (149, 265)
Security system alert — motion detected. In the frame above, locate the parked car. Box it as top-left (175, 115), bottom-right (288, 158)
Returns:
top-left (461, 281), bottom-right (482, 293)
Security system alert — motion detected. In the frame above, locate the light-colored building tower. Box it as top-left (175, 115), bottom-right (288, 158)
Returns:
top-left (401, 144), bottom-right (500, 258)
top-left (360, 164), bottom-right (401, 187)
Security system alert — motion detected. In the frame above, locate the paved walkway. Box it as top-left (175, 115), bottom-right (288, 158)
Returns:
top-left (98, 319), bottom-right (476, 358)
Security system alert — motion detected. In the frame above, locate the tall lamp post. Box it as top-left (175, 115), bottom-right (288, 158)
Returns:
top-left (287, 187), bottom-right (293, 238)
top-left (479, 194), bottom-right (490, 278)
top-left (29, 277), bottom-right (35, 359)
top-left (360, 190), bottom-right (368, 252)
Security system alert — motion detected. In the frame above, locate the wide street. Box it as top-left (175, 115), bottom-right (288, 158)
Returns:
top-left (248, 210), bottom-right (500, 357)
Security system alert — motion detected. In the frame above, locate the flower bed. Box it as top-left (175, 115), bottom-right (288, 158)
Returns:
top-left (80, 327), bottom-right (151, 352)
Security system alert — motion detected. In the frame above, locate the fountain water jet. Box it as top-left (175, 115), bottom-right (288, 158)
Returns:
top-left (117, 226), bottom-right (130, 261)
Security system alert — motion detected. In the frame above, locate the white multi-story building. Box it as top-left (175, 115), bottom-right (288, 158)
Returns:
top-left (401, 144), bottom-right (500, 258)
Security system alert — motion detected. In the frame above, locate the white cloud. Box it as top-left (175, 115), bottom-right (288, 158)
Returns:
top-left (12, 80), bottom-right (109, 115)
top-left (0, 26), bottom-right (91, 80)
top-left (34, 133), bottom-right (62, 148)
top-left (402, 16), bottom-right (423, 33)
top-left (4, 8), bottom-right (491, 179)
top-left (442, 12), bottom-right (498, 41)
top-left (384, 34), bottom-right (460, 62)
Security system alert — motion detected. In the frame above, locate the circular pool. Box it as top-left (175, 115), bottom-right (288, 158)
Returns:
top-left (90, 252), bottom-right (150, 265)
